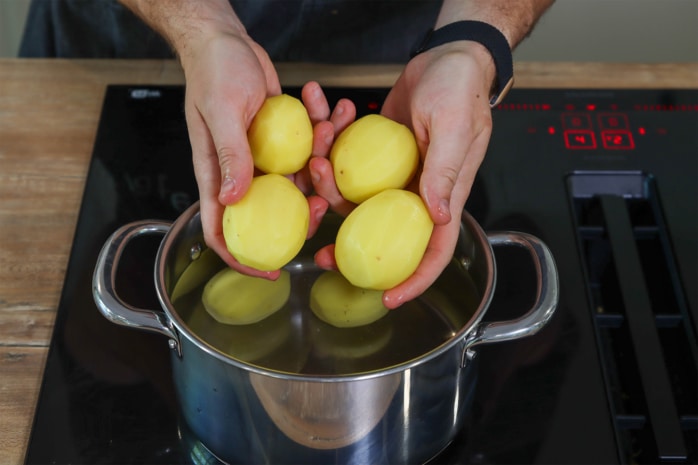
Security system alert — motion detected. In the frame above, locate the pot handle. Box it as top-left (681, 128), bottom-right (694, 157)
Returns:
top-left (92, 221), bottom-right (181, 354)
top-left (462, 232), bottom-right (559, 359)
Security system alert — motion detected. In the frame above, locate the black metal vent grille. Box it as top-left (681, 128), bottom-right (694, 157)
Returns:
top-left (568, 171), bottom-right (697, 464)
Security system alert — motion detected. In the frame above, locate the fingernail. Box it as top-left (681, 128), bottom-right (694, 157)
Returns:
top-left (384, 293), bottom-right (403, 309)
top-left (438, 198), bottom-right (450, 216)
top-left (310, 166), bottom-right (321, 184)
top-left (222, 175), bottom-right (237, 195)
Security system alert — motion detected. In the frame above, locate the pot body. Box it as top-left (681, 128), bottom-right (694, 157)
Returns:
top-left (173, 330), bottom-right (476, 465)
top-left (93, 202), bottom-right (558, 465)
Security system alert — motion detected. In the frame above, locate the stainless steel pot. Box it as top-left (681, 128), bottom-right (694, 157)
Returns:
top-left (93, 201), bottom-right (558, 465)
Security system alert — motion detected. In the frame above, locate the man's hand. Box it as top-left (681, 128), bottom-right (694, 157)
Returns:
top-left (183, 29), bottom-right (283, 277)
top-left (120, 0), bottom-right (334, 278)
top-left (310, 42), bottom-right (494, 309)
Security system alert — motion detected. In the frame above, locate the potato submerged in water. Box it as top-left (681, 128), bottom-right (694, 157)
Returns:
top-left (330, 114), bottom-right (419, 204)
top-left (223, 173), bottom-right (309, 271)
top-left (310, 270), bottom-right (388, 328)
top-left (248, 94), bottom-right (313, 175)
top-left (335, 189), bottom-right (433, 290)
top-left (202, 268), bottom-right (291, 325)
top-left (170, 248), bottom-right (222, 303)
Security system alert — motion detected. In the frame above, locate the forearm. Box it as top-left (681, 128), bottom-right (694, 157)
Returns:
top-left (118, 0), bottom-right (246, 63)
top-left (436, 0), bottom-right (554, 48)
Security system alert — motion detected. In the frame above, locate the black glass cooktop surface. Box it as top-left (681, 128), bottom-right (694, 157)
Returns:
top-left (24, 86), bottom-right (697, 464)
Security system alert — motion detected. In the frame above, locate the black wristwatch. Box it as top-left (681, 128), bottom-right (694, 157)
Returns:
top-left (411, 20), bottom-right (514, 107)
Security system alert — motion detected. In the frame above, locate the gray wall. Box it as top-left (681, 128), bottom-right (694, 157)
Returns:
top-left (514, 0), bottom-right (698, 62)
top-left (0, 0), bottom-right (31, 57)
top-left (1, 0), bottom-right (697, 61)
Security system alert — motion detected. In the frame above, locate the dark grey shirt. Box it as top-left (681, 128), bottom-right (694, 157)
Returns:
top-left (20, 0), bottom-right (443, 63)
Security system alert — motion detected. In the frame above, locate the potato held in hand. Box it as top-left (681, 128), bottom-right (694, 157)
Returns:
top-left (335, 189), bottom-right (434, 290)
top-left (248, 94), bottom-right (313, 175)
top-left (310, 271), bottom-right (388, 328)
top-left (330, 114), bottom-right (419, 204)
top-left (223, 173), bottom-right (309, 271)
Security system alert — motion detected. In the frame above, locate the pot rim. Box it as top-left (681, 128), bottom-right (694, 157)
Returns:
top-left (154, 201), bottom-right (496, 382)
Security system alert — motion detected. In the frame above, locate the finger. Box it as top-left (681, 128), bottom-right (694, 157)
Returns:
top-left (306, 195), bottom-right (329, 239)
top-left (382, 219), bottom-right (459, 309)
top-left (330, 98), bottom-right (357, 133)
top-left (204, 104), bottom-right (258, 206)
top-left (292, 164), bottom-right (314, 196)
top-left (416, 124), bottom-right (464, 225)
top-left (292, 119), bottom-right (334, 195)
top-left (197, 188), bottom-right (280, 280)
top-left (311, 120), bottom-right (335, 159)
top-left (308, 156), bottom-right (355, 217)
top-left (301, 81), bottom-right (330, 125)
top-left (309, 97), bottom-right (356, 160)
top-left (214, 239), bottom-right (282, 280)
top-left (314, 244), bottom-right (338, 270)
top-left (185, 103), bottom-right (231, 265)
top-left (420, 108), bottom-right (492, 224)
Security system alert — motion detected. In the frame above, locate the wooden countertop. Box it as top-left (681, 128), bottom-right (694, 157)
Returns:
top-left (0, 58), bottom-right (696, 464)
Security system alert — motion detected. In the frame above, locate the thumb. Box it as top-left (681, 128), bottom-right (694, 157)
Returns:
top-left (418, 126), bottom-right (464, 226)
top-left (208, 79), bottom-right (281, 206)
top-left (418, 117), bottom-right (492, 226)
top-left (213, 118), bottom-right (254, 205)
top-left (207, 107), bottom-right (256, 206)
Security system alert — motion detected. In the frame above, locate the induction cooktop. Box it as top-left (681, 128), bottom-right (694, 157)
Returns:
top-left (24, 85), bottom-right (697, 464)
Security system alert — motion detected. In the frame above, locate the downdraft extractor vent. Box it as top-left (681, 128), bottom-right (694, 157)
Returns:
top-left (567, 171), bottom-right (697, 464)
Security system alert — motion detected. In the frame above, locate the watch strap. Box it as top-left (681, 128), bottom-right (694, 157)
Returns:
top-left (411, 20), bottom-right (514, 107)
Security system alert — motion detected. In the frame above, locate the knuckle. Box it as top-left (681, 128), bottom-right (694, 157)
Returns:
top-left (216, 145), bottom-right (241, 166)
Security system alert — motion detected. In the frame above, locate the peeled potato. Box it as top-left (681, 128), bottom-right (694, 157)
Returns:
top-left (248, 94), bottom-right (313, 175)
top-left (330, 114), bottom-right (419, 204)
top-left (187, 302), bottom-right (294, 362)
top-left (310, 270), bottom-right (388, 328)
top-left (170, 248), bottom-right (222, 303)
top-left (310, 313), bottom-right (394, 361)
top-left (202, 267), bottom-right (291, 325)
top-left (335, 189), bottom-right (433, 290)
top-left (223, 173), bottom-right (309, 271)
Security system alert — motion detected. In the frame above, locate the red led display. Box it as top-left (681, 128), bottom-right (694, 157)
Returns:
top-left (559, 111), bottom-right (637, 151)
top-left (495, 103), bottom-right (552, 111)
top-left (494, 99), bottom-right (692, 150)
top-left (562, 113), bottom-right (592, 130)
top-left (564, 130), bottom-right (597, 150)
top-left (633, 104), bottom-right (698, 111)
top-left (601, 130), bottom-right (635, 150)
top-left (598, 113), bottom-right (629, 130)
